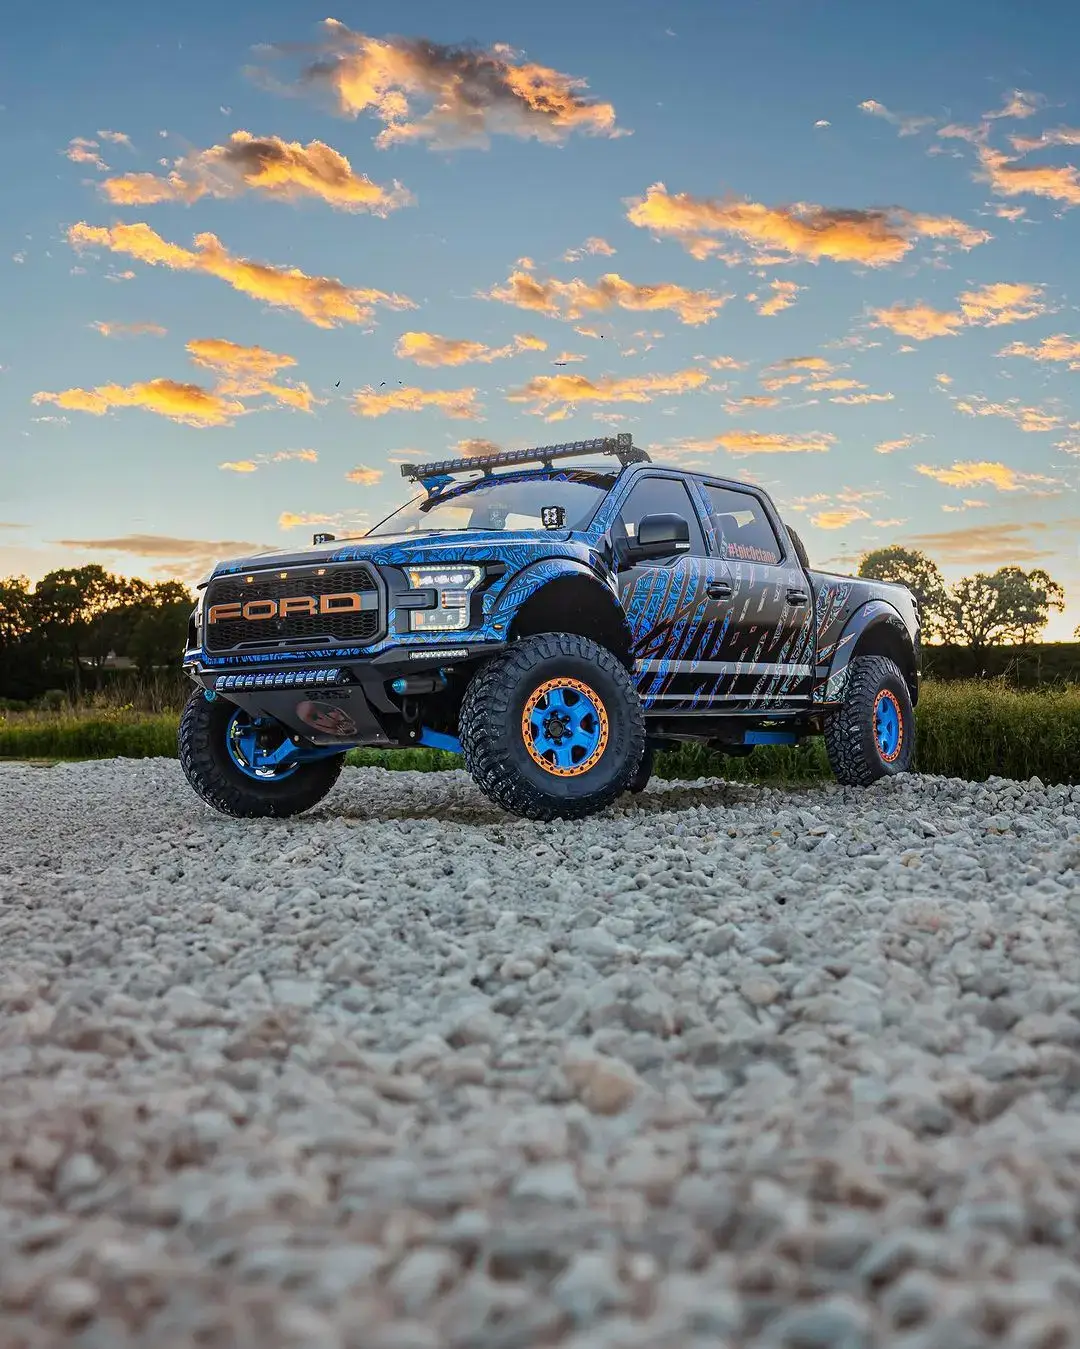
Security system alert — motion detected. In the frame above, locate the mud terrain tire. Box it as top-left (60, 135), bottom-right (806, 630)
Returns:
top-left (459, 633), bottom-right (645, 821)
top-left (178, 689), bottom-right (345, 819)
top-left (824, 654), bottom-right (915, 786)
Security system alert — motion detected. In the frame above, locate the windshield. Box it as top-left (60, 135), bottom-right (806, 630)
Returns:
top-left (366, 472), bottom-right (615, 536)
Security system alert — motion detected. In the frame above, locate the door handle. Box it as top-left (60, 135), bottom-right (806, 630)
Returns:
top-left (786, 589), bottom-right (809, 606)
top-left (706, 582), bottom-right (733, 599)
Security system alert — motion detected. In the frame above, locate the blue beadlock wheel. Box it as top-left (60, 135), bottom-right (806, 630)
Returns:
top-left (225, 709), bottom-right (301, 781)
top-left (874, 689), bottom-right (903, 763)
top-left (522, 677), bottom-right (608, 777)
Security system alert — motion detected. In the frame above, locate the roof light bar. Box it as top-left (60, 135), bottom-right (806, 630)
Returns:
top-left (401, 433), bottom-right (650, 485)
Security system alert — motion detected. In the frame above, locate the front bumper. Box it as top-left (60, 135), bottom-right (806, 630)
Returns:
top-left (182, 642), bottom-right (506, 747)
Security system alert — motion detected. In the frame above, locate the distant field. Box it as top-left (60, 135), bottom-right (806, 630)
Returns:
top-left (2, 679), bottom-right (1077, 785)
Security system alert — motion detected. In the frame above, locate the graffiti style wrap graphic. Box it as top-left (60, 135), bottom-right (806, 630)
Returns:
top-left (295, 701), bottom-right (358, 737)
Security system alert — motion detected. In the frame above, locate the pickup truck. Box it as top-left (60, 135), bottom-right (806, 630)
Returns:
top-left (179, 434), bottom-right (920, 821)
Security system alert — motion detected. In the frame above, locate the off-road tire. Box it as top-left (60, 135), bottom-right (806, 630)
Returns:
top-left (626, 741), bottom-right (656, 794)
top-left (178, 689), bottom-right (345, 819)
top-left (824, 654), bottom-right (915, 786)
top-left (459, 633), bottom-right (645, 821)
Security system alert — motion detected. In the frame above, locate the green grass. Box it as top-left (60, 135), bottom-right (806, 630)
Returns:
top-left (1, 680), bottom-right (1077, 785)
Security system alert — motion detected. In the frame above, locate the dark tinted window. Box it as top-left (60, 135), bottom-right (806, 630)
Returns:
top-left (703, 485), bottom-right (783, 565)
top-left (618, 476), bottom-right (707, 555)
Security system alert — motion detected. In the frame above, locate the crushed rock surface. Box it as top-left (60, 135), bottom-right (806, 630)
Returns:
top-left (2, 758), bottom-right (1080, 1348)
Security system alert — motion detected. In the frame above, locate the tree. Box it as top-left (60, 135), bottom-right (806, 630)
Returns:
top-left (943, 566), bottom-right (1065, 657)
top-left (857, 546), bottom-right (950, 640)
top-left (30, 565), bottom-right (132, 696)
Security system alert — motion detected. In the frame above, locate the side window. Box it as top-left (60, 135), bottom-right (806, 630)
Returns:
top-left (704, 485), bottom-right (784, 565)
top-left (618, 476), bottom-right (707, 555)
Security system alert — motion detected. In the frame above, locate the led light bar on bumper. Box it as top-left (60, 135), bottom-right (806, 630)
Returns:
top-left (405, 565), bottom-right (482, 631)
top-left (215, 668), bottom-right (345, 691)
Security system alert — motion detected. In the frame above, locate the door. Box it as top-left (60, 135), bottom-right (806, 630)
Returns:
top-left (612, 474), bottom-right (735, 710)
top-left (698, 482), bottom-right (815, 706)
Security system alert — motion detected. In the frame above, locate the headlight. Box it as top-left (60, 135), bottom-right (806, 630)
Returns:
top-left (405, 565), bottom-right (483, 631)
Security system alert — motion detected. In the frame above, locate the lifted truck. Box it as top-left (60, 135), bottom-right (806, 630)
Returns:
top-left (179, 434), bottom-right (920, 821)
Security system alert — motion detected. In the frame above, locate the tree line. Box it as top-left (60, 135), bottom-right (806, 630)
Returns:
top-left (0, 552), bottom-right (1073, 704)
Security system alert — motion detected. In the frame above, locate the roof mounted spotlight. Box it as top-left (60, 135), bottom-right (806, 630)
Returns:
top-left (401, 433), bottom-right (650, 491)
top-left (313, 532), bottom-right (336, 545)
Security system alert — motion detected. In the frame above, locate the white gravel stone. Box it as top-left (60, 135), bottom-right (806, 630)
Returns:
top-left (2, 759), bottom-right (1080, 1346)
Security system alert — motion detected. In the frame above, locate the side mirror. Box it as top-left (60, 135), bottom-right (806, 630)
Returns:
top-left (627, 513), bottom-right (691, 561)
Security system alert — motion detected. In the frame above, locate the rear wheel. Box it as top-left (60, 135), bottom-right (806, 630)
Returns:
top-left (178, 689), bottom-right (345, 818)
top-left (459, 633), bottom-right (645, 821)
top-left (625, 741), bottom-right (656, 794)
top-left (823, 654), bottom-right (914, 786)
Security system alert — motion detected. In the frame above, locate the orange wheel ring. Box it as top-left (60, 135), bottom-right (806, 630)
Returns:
top-left (873, 688), bottom-right (904, 763)
top-left (521, 677), bottom-right (609, 777)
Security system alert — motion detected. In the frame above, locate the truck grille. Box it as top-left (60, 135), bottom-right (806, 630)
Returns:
top-left (203, 565), bottom-right (382, 653)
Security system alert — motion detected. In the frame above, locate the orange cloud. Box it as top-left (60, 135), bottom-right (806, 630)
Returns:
top-left (552, 350), bottom-right (586, 364)
top-left (91, 321), bottom-right (167, 338)
top-left (186, 337), bottom-right (314, 412)
top-left (724, 395), bottom-right (780, 413)
top-left (811, 507), bottom-right (871, 529)
top-left (484, 268), bottom-right (731, 325)
top-left (806, 378), bottom-right (864, 392)
top-left (875, 435), bottom-right (919, 454)
top-left (32, 379), bottom-right (244, 428)
top-left (220, 450), bottom-right (319, 472)
top-left (66, 137), bottom-right (108, 171)
top-left (352, 385), bottom-right (482, 418)
top-left (279, 511), bottom-right (336, 531)
top-left (345, 466), bottom-right (384, 485)
top-left (707, 355), bottom-right (746, 370)
top-left (872, 282), bottom-right (1047, 340)
top-left (941, 499), bottom-right (989, 513)
top-left (52, 533), bottom-right (274, 583)
top-left (562, 237), bottom-right (616, 262)
top-left (755, 279), bottom-right (802, 316)
top-left (705, 430), bottom-right (836, 455)
top-left (977, 145), bottom-right (1080, 207)
top-left (263, 20), bottom-right (621, 148)
top-left (506, 367), bottom-right (708, 419)
top-left (102, 131), bottom-right (411, 213)
top-left (68, 221), bottom-right (415, 328)
top-left (998, 332), bottom-right (1080, 368)
top-left (985, 89), bottom-right (1045, 120)
top-left (395, 330), bottom-right (545, 366)
top-left (626, 181), bottom-right (990, 266)
top-left (1011, 125), bottom-right (1080, 154)
top-left (904, 520), bottom-right (1062, 565)
top-left (953, 396), bottom-right (1062, 433)
top-left (452, 438), bottom-right (503, 458)
top-left (831, 391), bottom-right (894, 404)
top-left (914, 460), bottom-right (1060, 492)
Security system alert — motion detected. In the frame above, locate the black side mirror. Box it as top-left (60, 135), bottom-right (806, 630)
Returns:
top-left (628, 513), bottom-right (691, 561)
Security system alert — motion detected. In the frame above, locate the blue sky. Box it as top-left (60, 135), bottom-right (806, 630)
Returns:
top-left (2, 0), bottom-right (1079, 635)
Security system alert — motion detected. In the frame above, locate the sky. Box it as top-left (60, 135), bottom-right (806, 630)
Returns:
top-left (2, 0), bottom-right (1079, 637)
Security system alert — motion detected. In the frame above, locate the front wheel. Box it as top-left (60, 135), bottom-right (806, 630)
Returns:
top-left (178, 690), bottom-right (345, 818)
top-left (458, 633), bottom-right (645, 821)
top-left (823, 654), bottom-right (915, 786)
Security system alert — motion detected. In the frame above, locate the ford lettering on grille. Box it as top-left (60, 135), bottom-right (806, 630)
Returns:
top-left (203, 566), bottom-right (381, 652)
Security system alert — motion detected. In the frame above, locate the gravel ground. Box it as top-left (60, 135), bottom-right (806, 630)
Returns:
top-left (3, 759), bottom-right (1080, 1349)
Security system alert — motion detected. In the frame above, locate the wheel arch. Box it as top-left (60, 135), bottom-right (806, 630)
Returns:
top-left (820, 602), bottom-right (919, 706)
top-left (499, 565), bottom-right (635, 670)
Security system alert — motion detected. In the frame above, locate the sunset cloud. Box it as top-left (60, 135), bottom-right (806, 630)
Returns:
top-left (352, 384), bottom-right (482, 418)
top-left (395, 330), bottom-right (545, 366)
top-left (904, 520), bottom-right (1061, 565)
top-left (831, 391), bottom-right (895, 404)
top-left (185, 337), bottom-right (315, 412)
top-left (452, 438), bottom-right (503, 458)
top-left (711, 430), bottom-right (836, 455)
top-left (220, 449), bottom-right (319, 472)
top-left (33, 379), bottom-right (244, 428)
top-left (875, 435), bottom-right (920, 454)
top-left (67, 221), bottom-right (415, 328)
top-left (811, 507), bottom-right (871, 529)
top-left (805, 378), bottom-right (864, 392)
top-left (754, 279), bottom-right (802, 316)
top-left (984, 89), bottom-right (1045, 120)
top-left (54, 533), bottom-right (273, 582)
top-left (724, 395), bottom-right (780, 414)
top-left (857, 99), bottom-right (935, 136)
top-left (91, 321), bottom-right (167, 338)
top-left (562, 236), bottom-right (616, 262)
top-left (484, 268), bottom-right (731, 325)
top-left (998, 332), bottom-right (1080, 368)
top-left (914, 459), bottom-right (1060, 492)
top-left (345, 466), bottom-right (384, 485)
top-left (506, 367), bottom-right (709, 418)
top-left (1011, 125), bottom-right (1080, 154)
top-left (872, 282), bottom-right (1047, 340)
top-left (101, 131), bottom-right (411, 214)
top-left (625, 182), bottom-right (990, 266)
top-left (279, 511), bottom-right (336, 531)
top-left (260, 20), bottom-right (621, 148)
top-left (66, 137), bottom-right (108, 171)
top-left (953, 395), bottom-right (1062, 433)
top-left (976, 145), bottom-right (1080, 208)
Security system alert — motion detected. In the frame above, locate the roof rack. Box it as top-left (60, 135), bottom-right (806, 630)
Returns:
top-left (400, 433), bottom-right (650, 489)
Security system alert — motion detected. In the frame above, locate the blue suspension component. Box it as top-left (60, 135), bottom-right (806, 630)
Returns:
top-left (224, 709), bottom-right (358, 779)
top-left (742, 729), bottom-right (798, 746)
top-left (417, 728), bottom-right (463, 754)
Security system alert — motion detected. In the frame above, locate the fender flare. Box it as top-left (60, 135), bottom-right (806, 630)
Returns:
top-left (486, 557), bottom-right (633, 646)
top-left (817, 600), bottom-right (917, 704)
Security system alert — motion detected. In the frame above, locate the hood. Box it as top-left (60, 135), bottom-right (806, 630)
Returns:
top-left (204, 527), bottom-right (598, 580)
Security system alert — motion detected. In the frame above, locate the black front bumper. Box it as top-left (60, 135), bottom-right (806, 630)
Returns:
top-left (183, 643), bottom-right (506, 747)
